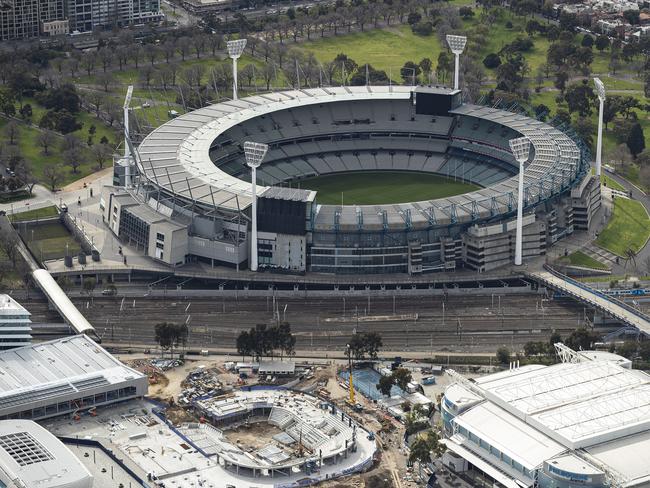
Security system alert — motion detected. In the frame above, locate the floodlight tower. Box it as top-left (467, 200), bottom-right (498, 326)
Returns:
top-left (227, 39), bottom-right (247, 100)
top-left (446, 35), bottom-right (467, 91)
top-left (123, 85), bottom-right (134, 187)
top-left (594, 77), bottom-right (606, 177)
top-left (244, 141), bottom-right (268, 272)
top-left (509, 136), bottom-right (531, 266)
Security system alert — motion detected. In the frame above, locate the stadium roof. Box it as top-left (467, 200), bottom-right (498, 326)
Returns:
top-left (0, 335), bottom-right (145, 417)
top-left (474, 360), bottom-right (650, 449)
top-left (0, 420), bottom-right (92, 488)
top-left (138, 87), bottom-right (583, 227)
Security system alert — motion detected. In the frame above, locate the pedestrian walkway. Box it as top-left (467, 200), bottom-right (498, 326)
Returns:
top-left (528, 267), bottom-right (650, 335)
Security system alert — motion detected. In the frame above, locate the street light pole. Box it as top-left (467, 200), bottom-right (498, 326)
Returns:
top-left (227, 39), bottom-right (247, 100)
top-left (243, 141), bottom-right (269, 272)
top-left (509, 137), bottom-right (532, 266)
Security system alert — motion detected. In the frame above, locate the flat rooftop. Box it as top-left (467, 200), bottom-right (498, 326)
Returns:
top-left (0, 420), bottom-right (92, 488)
top-left (475, 360), bottom-right (650, 448)
top-left (0, 335), bottom-right (146, 416)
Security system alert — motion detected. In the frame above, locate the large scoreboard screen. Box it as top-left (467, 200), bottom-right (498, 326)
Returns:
top-left (412, 87), bottom-right (462, 116)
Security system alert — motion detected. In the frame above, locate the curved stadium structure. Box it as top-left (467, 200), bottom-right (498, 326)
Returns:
top-left (103, 85), bottom-right (601, 275)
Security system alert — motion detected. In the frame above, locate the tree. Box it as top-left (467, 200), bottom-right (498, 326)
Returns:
top-left (64, 146), bottom-right (84, 174)
top-left (483, 53), bottom-right (501, 69)
top-left (0, 230), bottom-right (19, 268)
top-left (154, 322), bottom-right (189, 358)
top-left (37, 131), bottom-right (55, 155)
top-left (92, 143), bottom-right (112, 170)
top-left (43, 164), bottom-right (64, 191)
top-left (5, 121), bottom-right (19, 145)
top-left (627, 122), bottom-right (645, 157)
top-left (392, 367), bottom-right (412, 391)
top-left (564, 80), bottom-right (596, 117)
top-left (83, 277), bottom-right (96, 297)
top-left (348, 332), bottom-right (383, 360)
top-left (496, 346), bottom-right (510, 364)
top-left (459, 6), bottom-right (474, 18)
top-left (236, 330), bottom-right (253, 360)
top-left (623, 9), bottom-right (640, 25)
top-left (595, 35), bottom-right (610, 52)
top-left (377, 374), bottom-right (394, 396)
top-left (409, 430), bottom-right (445, 479)
top-left (19, 104), bottom-right (32, 119)
top-left (564, 328), bottom-right (599, 350)
top-left (13, 159), bottom-right (36, 194)
top-left (581, 34), bottom-right (594, 48)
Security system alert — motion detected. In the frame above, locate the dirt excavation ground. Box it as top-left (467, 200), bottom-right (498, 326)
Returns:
top-left (224, 422), bottom-right (285, 451)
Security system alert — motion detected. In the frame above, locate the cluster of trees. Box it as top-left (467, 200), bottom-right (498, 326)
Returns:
top-left (376, 367), bottom-right (412, 396)
top-left (236, 323), bottom-right (296, 361)
top-left (154, 322), bottom-right (189, 357)
top-left (347, 331), bottom-right (383, 361)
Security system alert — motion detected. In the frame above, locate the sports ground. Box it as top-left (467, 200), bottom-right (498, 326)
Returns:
top-left (297, 171), bottom-right (479, 205)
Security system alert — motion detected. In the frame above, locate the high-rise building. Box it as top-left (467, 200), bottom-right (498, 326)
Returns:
top-left (0, 295), bottom-right (31, 350)
top-left (0, 0), bottom-right (65, 40)
top-left (66, 0), bottom-right (162, 33)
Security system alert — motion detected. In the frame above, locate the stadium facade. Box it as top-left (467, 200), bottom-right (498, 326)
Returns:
top-left (440, 345), bottom-right (650, 487)
top-left (104, 85), bottom-right (600, 275)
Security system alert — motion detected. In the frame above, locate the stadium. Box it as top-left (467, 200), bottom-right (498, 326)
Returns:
top-left (440, 344), bottom-right (650, 487)
top-left (102, 84), bottom-right (601, 275)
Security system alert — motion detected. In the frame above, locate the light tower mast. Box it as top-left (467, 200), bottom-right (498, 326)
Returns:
top-left (594, 77), bottom-right (606, 177)
top-left (227, 39), bottom-right (247, 100)
top-left (509, 136), bottom-right (531, 266)
top-left (243, 141), bottom-right (268, 272)
top-left (446, 35), bottom-right (467, 91)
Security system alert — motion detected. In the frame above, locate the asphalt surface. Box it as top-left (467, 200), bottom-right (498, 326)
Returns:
top-left (23, 292), bottom-right (594, 354)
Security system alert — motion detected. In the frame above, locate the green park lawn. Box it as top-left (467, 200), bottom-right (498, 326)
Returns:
top-left (10, 205), bottom-right (59, 222)
top-left (299, 25), bottom-right (442, 75)
top-left (601, 174), bottom-right (625, 192)
top-left (596, 198), bottom-right (650, 256)
top-left (299, 171), bottom-right (479, 205)
top-left (563, 251), bottom-right (609, 270)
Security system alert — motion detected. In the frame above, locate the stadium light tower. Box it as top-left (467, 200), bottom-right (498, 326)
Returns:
top-left (446, 35), bottom-right (467, 91)
top-left (509, 136), bottom-right (531, 266)
top-left (244, 141), bottom-right (268, 272)
top-left (227, 39), bottom-right (247, 100)
top-left (594, 77), bottom-right (606, 177)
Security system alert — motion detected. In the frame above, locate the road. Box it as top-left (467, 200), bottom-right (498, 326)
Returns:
top-left (23, 292), bottom-right (593, 353)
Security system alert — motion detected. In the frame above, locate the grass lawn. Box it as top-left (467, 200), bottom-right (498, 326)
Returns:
top-left (596, 198), bottom-right (650, 256)
top-left (298, 171), bottom-right (479, 205)
top-left (602, 174), bottom-right (625, 192)
top-left (10, 205), bottom-right (58, 222)
top-left (298, 25), bottom-right (442, 75)
top-left (562, 251), bottom-right (609, 270)
top-left (17, 222), bottom-right (81, 261)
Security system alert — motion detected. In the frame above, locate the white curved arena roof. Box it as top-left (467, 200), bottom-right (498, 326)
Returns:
top-left (137, 86), bottom-right (584, 228)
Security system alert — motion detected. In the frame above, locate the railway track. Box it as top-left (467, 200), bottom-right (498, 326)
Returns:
top-left (24, 293), bottom-right (595, 353)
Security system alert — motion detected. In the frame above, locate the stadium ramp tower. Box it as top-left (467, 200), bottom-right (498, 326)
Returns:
top-left (528, 266), bottom-right (650, 335)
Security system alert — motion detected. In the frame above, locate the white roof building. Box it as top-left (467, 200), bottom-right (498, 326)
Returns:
top-left (0, 335), bottom-right (148, 420)
top-left (0, 295), bottom-right (31, 350)
top-left (441, 345), bottom-right (650, 487)
top-left (0, 420), bottom-right (92, 488)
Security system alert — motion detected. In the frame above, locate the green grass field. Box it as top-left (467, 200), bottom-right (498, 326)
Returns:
top-left (10, 205), bottom-right (59, 222)
top-left (601, 175), bottom-right (625, 192)
top-left (562, 251), bottom-right (610, 270)
top-left (298, 171), bottom-right (479, 205)
top-left (17, 221), bottom-right (81, 261)
top-left (298, 25), bottom-right (442, 75)
top-left (596, 198), bottom-right (650, 256)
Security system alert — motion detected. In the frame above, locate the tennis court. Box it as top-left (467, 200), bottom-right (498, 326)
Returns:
top-left (340, 368), bottom-right (406, 401)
